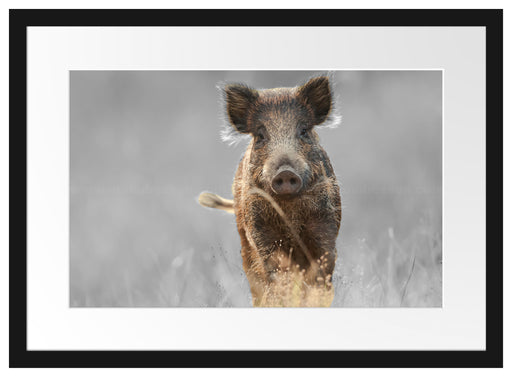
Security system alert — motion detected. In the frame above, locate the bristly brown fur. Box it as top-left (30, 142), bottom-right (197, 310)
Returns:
top-left (201, 75), bottom-right (342, 307)
top-left (219, 75), bottom-right (341, 146)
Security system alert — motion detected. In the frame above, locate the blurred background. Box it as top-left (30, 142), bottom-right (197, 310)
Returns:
top-left (70, 71), bottom-right (442, 307)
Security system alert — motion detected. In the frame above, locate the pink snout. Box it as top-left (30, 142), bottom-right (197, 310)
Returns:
top-left (271, 168), bottom-right (303, 195)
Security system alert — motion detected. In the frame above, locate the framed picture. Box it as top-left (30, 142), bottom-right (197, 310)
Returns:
top-left (9, 9), bottom-right (503, 367)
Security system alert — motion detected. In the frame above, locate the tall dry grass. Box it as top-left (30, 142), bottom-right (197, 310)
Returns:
top-left (71, 216), bottom-right (441, 307)
top-left (256, 253), bottom-right (335, 307)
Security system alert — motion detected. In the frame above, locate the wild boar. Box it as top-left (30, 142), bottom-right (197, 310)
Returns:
top-left (199, 76), bottom-right (341, 306)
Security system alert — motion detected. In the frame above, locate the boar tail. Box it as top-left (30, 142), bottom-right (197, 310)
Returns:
top-left (198, 192), bottom-right (234, 214)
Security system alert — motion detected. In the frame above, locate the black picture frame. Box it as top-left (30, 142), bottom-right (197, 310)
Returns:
top-left (9, 9), bottom-right (503, 368)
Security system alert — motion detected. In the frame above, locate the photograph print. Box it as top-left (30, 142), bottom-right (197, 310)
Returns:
top-left (70, 70), bottom-right (442, 307)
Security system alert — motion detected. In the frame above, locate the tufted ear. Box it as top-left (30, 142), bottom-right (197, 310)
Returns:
top-left (297, 76), bottom-right (332, 126)
top-left (223, 84), bottom-right (259, 133)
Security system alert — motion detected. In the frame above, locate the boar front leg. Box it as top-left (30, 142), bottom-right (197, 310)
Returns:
top-left (237, 224), bottom-right (281, 306)
top-left (301, 216), bottom-right (339, 286)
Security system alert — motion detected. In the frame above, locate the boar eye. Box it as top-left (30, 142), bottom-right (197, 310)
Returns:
top-left (299, 126), bottom-right (310, 139)
top-left (255, 128), bottom-right (267, 144)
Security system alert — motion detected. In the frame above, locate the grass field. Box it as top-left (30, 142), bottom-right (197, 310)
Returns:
top-left (70, 202), bottom-right (442, 307)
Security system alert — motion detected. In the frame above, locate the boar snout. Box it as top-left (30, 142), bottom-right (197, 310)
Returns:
top-left (271, 166), bottom-right (303, 195)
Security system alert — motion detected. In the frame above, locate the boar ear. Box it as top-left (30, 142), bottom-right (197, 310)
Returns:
top-left (298, 76), bottom-right (332, 126)
top-left (223, 84), bottom-right (259, 133)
